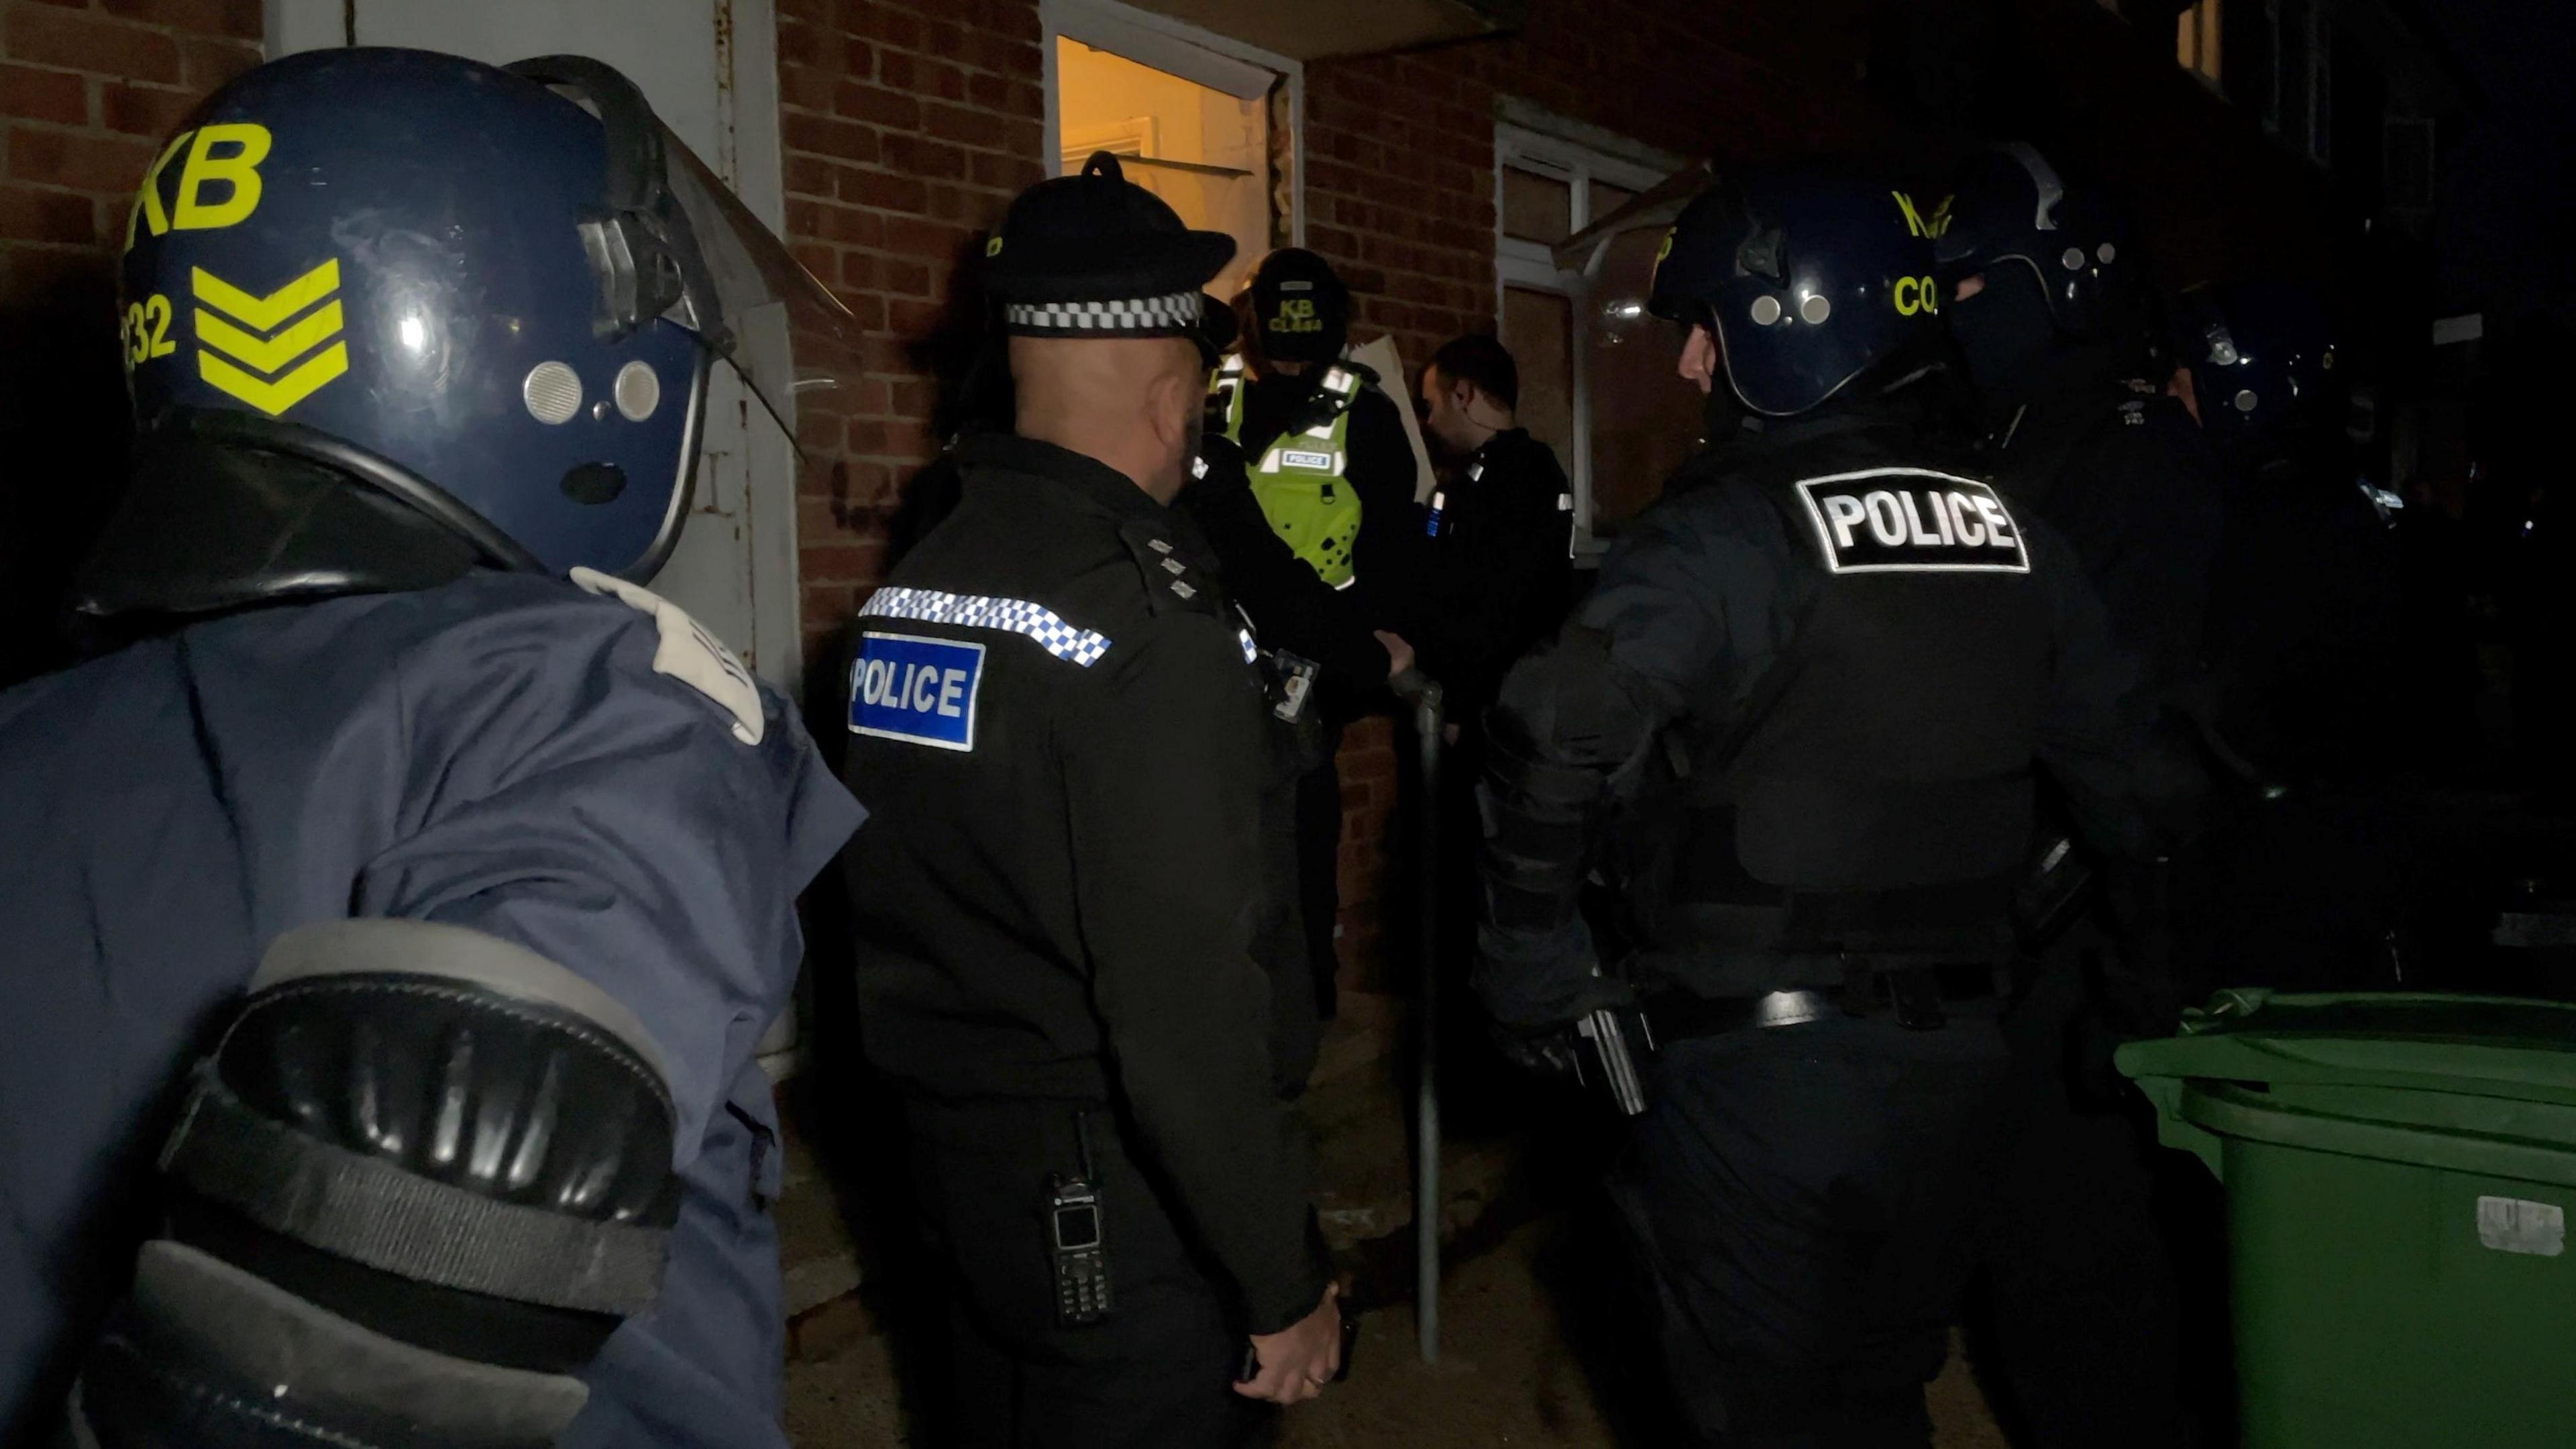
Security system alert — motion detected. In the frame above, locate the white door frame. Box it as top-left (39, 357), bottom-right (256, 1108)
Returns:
top-left (1493, 117), bottom-right (1673, 557)
top-left (1039, 0), bottom-right (1304, 248)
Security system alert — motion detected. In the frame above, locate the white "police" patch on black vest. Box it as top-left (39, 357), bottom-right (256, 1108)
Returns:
top-left (1792, 468), bottom-right (2031, 575)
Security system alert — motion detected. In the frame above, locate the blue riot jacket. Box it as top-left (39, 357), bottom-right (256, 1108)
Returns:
top-left (0, 571), bottom-right (861, 1448)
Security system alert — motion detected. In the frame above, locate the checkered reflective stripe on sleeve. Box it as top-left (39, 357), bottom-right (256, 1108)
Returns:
top-left (859, 588), bottom-right (1114, 666)
top-left (1001, 291), bottom-right (1200, 335)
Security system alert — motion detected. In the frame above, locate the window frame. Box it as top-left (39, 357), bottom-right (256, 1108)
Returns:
top-left (1040, 0), bottom-right (1304, 248)
top-left (1493, 121), bottom-right (1669, 561)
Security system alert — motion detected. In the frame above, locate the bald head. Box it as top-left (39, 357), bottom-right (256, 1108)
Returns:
top-left (1010, 334), bottom-right (1207, 504)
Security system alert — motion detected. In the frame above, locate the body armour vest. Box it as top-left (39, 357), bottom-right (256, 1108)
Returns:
top-left (1639, 429), bottom-right (2051, 973)
top-left (1212, 354), bottom-right (1368, 588)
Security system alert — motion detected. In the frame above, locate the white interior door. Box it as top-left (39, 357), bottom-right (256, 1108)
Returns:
top-left (266, 0), bottom-right (802, 692)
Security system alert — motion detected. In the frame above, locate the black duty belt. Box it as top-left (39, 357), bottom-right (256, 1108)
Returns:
top-left (1646, 959), bottom-right (2000, 1038)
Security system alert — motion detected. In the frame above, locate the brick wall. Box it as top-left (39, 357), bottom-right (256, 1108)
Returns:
top-left (0, 0), bottom-right (260, 296)
top-left (773, 0), bottom-right (1046, 675)
top-left (0, 0), bottom-right (260, 686)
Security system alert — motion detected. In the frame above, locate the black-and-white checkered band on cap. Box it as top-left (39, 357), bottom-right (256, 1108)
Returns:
top-left (1002, 290), bottom-right (1199, 335)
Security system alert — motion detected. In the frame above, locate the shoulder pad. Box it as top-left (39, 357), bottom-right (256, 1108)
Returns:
top-left (1117, 522), bottom-right (1222, 619)
top-left (569, 568), bottom-right (765, 746)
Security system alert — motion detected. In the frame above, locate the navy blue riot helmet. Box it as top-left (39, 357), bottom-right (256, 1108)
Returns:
top-left (2171, 282), bottom-right (2339, 447)
top-left (1647, 168), bottom-right (1949, 417)
top-left (1933, 143), bottom-right (2138, 343)
top-left (78, 48), bottom-right (851, 617)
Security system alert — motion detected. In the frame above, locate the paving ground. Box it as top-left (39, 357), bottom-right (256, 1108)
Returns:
top-left (779, 996), bottom-right (2009, 1448)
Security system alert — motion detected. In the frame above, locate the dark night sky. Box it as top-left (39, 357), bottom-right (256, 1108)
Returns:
top-left (2423, 0), bottom-right (2576, 327)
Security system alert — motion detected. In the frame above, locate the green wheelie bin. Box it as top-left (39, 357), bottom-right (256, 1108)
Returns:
top-left (2116, 989), bottom-right (2576, 1449)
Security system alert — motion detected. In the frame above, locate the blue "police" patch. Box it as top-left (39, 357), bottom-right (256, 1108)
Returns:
top-left (849, 631), bottom-right (985, 751)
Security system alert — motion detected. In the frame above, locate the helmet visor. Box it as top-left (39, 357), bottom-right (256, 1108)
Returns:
top-left (660, 123), bottom-right (861, 458)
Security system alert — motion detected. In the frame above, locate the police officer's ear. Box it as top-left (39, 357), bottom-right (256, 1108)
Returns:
top-left (1147, 341), bottom-right (1204, 454)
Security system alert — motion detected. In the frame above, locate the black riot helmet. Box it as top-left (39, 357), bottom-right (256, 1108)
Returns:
top-left (2171, 282), bottom-right (2339, 453)
top-left (1647, 168), bottom-right (1949, 417)
top-left (1933, 144), bottom-right (2138, 342)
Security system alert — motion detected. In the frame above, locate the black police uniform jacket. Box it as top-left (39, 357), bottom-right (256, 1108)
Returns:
top-left (1984, 365), bottom-right (2224, 701)
top-left (1476, 405), bottom-right (2168, 1026)
top-left (1413, 427), bottom-right (1576, 722)
top-left (842, 433), bottom-right (1326, 1336)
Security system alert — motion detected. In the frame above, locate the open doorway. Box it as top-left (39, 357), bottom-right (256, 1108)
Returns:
top-left (1044, 1), bottom-right (1299, 303)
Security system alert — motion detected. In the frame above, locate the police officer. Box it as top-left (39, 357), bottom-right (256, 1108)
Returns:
top-left (2176, 282), bottom-right (2402, 781)
top-left (0, 50), bottom-right (861, 1449)
top-left (1212, 247), bottom-right (1419, 600)
top-left (843, 154), bottom-right (1343, 1447)
top-left (1938, 144), bottom-right (2223, 700)
top-left (1477, 168), bottom-right (2177, 1446)
top-left (1413, 331), bottom-right (1576, 728)
top-left (2173, 283), bottom-right (2432, 1006)
top-left (1212, 246), bottom-right (1424, 1023)
top-left (1935, 142), bottom-right (2220, 1449)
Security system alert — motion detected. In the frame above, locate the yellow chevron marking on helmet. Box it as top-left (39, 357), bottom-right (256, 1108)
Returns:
top-left (191, 258), bottom-right (340, 331)
top-left (194, 300), bottom-right (343, 374)
top-left (198, 343), bottom-right (348, 416)
top-left (191, 258), bottom-right (349, 416)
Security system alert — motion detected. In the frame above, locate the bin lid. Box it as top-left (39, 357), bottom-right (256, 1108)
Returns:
top-left (2117, 990), bottom-right (2576, 1184)
top-left (2118, 989), bottom-right (2576, 1102)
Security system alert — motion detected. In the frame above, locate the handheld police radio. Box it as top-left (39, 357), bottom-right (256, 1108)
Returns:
top-left (1049, 1116), bottom-right (1113, 1327)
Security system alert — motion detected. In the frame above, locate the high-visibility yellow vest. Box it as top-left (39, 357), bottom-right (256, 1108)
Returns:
top-left (1211, 354), bottom-right (1367, 589)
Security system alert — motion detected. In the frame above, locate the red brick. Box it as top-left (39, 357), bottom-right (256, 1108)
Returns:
top-left (783, 154), bottom-right (835, 199)
top-left (0, 182), bottom-right (94, 241)
top-left (0, 64), bottom-right (87, 124)
top-left (881, 132), bottom-right (961, 180)
top-left (176, 35), bottom-right (257, 91)
top-left (5, 8), bottom-right (180, 85)
top-left (880, 258), bottom-right (928, 296)
top-left (837, 38), bottom-right (875, 81)
top-left (835, 290), bottom-right (886, 331)
top-left (790, 241), bottom-right (836, 284)
top-left (836, 166), bottom-right (923, 213)
top-left (802, 197), bottom-right (885, 247)
top-left (784, 111), bottom-right (880, 165)
top-left (922, 100), bottom-right (1006, 151)
top-left (920, 56), bottom-right (967, 103)
top-left (101, 80), bottom-right (189, 136)
top-left (916, 17), bottom-right (964, 62)
top-left (883, 215), bottom-right (965, 259)
top-left (777, 17), bottom-right (823, 66)
top-left (965, 33), bottom-right (1038, 80)
top-left (841, 0), bottom-right (919, 52)
top-left (830, 80), bottom-right (918, 130)
top-left (99, 0), bottom-right (258, 40)
top-left (967, 148), bottom-right (1038, 191)
top-left (801, 536), bottom-right (890, 582)
top-left (885, 297), bottom-right (943, 335)
top-left (6, 123), bottom-right (152, 191)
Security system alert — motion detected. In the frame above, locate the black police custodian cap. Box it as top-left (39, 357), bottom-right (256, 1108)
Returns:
top-left (984, 152), bottom-right (1236, 357)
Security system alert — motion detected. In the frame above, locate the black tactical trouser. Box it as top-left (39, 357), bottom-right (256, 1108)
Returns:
top-left (1617, 1009), bottom-right (2015, 1448)
top-left (1292, 718), bottom-right (1347, 1020)
top-left (905, 1100), bottom-right (1275, 1449)
top-left (1969, 930), bottom-right (2197, 1448)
